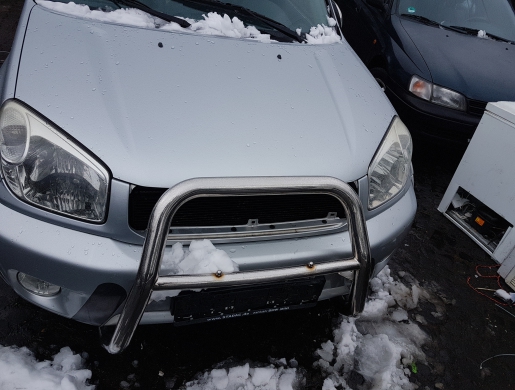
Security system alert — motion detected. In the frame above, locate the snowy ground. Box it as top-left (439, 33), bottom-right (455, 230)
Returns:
top-left (0, 266), bottom-right (439, 390)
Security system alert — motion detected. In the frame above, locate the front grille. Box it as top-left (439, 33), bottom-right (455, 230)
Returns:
top-left (467, 99), bottom-right (487, 117)
top-left (128, 186), bottom-right (352, 231)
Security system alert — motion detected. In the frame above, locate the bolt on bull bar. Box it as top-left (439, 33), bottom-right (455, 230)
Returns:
top-left (103, 177), bottom-right (371, 354)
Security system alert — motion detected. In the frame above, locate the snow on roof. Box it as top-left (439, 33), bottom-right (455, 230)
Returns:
top-left (36, 0), bottom-right (340, 44)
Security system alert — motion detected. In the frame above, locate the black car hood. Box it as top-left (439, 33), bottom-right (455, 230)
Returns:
top-left (400, 18), bottom-right (515, 102)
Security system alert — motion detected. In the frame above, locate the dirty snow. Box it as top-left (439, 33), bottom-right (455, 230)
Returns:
top-left (0, 267), bottom-right (434, 389)
top-left (183, 361), bottom-right (303, 390)
top-left (171, 266), bottom-right (432, 390)
top-left (36, 1), bottom-right (340, 44)
top-left (151, 239), bottom-right (239, 302)
top-left (0, 346), bottom-right (93, 390)
top-left (315, 267), bottom-right (430, 390)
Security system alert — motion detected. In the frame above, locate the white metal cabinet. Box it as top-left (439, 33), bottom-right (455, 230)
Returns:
top-left (438, 101), bottom-right (515, 289)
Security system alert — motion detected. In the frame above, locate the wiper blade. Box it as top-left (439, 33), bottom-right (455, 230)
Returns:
top-left (171, 0), bottom-right (304, 42)
top-left (112, 0), bottom-right (191, 27)
top-left (448, 25), bottom-right (479, 35)
top-left (400, 13), bottom-right (440, 26)
top-left (449, 25), bottom-right (514, 43)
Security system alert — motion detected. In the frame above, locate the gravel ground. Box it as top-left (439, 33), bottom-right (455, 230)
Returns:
top-left (2, 2), bottom-right (515, 389)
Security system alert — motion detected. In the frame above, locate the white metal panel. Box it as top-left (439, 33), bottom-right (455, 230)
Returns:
top-left (438, 101), bottom-right (515, 269)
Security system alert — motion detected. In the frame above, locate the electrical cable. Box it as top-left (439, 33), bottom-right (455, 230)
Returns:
top-left (480, 354), bottom-right (515, 369)
top-left (467, 264), bottom-right (513, 306)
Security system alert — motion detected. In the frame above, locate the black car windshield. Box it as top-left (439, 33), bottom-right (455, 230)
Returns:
top-left (398, 0), bottom-right (515, 42)
top-left (44, 0), bottom-right (330, 36)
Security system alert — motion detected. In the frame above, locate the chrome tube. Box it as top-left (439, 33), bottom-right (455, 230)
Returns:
top-left (103, 177), bottom-right (371, 354)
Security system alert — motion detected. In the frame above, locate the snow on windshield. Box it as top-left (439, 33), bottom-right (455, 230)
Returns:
top-left (36, 0), bottom-right (340, 44)
top-left (0, 266), bottom-right (434, 389)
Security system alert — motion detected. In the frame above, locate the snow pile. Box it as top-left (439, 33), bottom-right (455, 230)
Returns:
top-left (183, 361), bottom-right (303, 390)
top-left (477, 29), bottom-right (487, 38)
top-left (37, 1), bottom-right (271, 42)
top-left (170, 266), bottom-right (433, 390)
top-left (37, 1), bottom-right (339, 44)
top-left (315, 267), bottom-right (429, 390)
top-left (161, 12), bottom-right (271, 42)
top-left (152, 239), bottom-right (239, 301)
top-left (0, 345), bottom-right (94, 390)
top-left (305, 25), bottom-right (341, 44)
top-left (37, 0), bottom-right (156, 28)
top-left (161, 239), bottom-right (238, 275)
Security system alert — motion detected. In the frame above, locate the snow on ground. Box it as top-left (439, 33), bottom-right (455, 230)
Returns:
top-left (315, 267), bottom-right (430, 390)
top-left (173, 266), bottom-right (433, 390)
top-left (0, 346), bottom-right (94, 390)
top-left (183, 361), bottom-right (303, 390)
top-left (0, 264), bottom-right (434, 390)
top-left (36, 1), bottom-right (339, 44)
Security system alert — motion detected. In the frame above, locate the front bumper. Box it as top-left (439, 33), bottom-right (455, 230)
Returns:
top-left (0, 175), bottom-right (416, 351)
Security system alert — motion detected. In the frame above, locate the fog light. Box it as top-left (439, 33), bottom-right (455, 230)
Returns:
top-left (17, 272), bottom-right (61, 297)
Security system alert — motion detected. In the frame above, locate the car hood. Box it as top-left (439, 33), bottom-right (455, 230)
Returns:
top-left (15, 5), bottom-right (395, 187)
top-left (400, 19), bottom-right (515, 102)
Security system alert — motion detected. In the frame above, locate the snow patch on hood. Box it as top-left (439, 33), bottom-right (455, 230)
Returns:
top-left (306, 24), bottom-right (340, 44)
top-left (37, 0), bottom-right (157, 28)
top-left (36, 1), bottom-right (339, 44)
top-left (160, 12), bottom-right (271, 42)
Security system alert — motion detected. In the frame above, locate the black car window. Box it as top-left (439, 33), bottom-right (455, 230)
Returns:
top-left (397, 0), bottom-right (515, 42)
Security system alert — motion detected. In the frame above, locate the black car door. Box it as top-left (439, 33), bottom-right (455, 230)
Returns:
top-left (337, 0), bottom-right (392, 66)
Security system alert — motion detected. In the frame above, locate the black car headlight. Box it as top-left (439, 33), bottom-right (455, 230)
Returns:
top-left (0, 100), bottom-right (109, 222)
top-left (368, 117), bottom-right (412, 210)
top-left (409, 75), bottom-right (467, 111)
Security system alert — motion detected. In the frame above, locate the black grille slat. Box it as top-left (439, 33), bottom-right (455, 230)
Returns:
top-left (468, 99), bottom-right (487, 117)
top-left (128, 186), bottom-right (351, 231)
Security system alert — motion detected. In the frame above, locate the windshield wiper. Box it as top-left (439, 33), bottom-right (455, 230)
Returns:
top-left (449, 25), bottom-right (514, 44)
top-left (170, 0), bottom-right (304, 42)
top-left (112, 0), bottom-right (191, 27)
top-left (400, 14), bottom-right (440, 26)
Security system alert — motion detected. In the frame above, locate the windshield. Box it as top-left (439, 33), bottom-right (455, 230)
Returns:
top-left (45, 0), bottom-right (330, 37)
top-left (397, 0), bottom-right (515, 42)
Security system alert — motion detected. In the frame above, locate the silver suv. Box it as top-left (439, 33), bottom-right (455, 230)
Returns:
top-left (0, 0), bottom-right (416, 353)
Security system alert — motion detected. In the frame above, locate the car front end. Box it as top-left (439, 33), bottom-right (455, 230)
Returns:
top-left (0, 0), bottom-right (416, 351)
top-left (389, 0), bottom-right (515, 144)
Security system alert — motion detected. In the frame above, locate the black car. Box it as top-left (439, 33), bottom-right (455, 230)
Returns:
top-left (336, 0), bottom-right (515, 144)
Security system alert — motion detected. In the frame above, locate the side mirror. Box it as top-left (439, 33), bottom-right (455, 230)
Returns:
top-left (366, 0), bottom-right (386, 10)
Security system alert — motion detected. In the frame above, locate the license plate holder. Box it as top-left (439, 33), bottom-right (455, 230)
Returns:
top-left (171, 276), bottom-right (326, 325)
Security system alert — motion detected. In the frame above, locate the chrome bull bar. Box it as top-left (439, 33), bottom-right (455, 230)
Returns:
top-left (103, 177), bottom-right (371, 354)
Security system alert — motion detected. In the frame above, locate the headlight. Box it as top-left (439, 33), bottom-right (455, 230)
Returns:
top-left (368, 117), bottom-right (412, 210)
top-left (0, 100), bottom-right (109, 222)
top-left (409, 75), bottom-right (466, 111)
